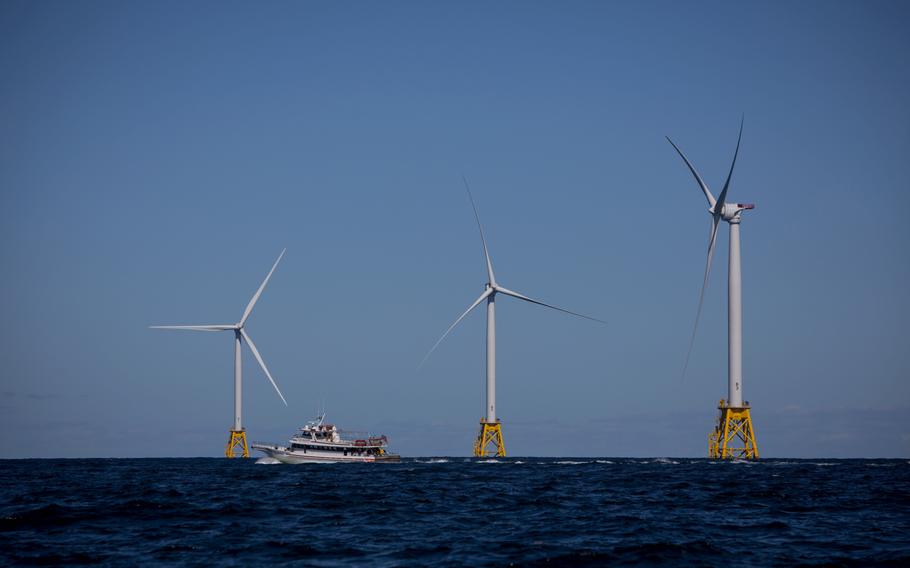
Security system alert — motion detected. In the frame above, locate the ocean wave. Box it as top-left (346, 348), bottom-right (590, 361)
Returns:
top-left (555, 461), bottom-right (588, 465)
top-left (0, 503), bottom-right (84, 531)
top-left (416, 459), bottom-right (450, 464)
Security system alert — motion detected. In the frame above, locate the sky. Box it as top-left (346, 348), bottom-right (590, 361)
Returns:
top-left (1, 1), bottom-right (908, 458)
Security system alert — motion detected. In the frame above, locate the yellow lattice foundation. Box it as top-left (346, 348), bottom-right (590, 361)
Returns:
top-left (709, 399), bottom-right (759, 459)
top-left (226, 429), bottom-right (249, 458)
top-left (473, 419), bottom-right (506, 457)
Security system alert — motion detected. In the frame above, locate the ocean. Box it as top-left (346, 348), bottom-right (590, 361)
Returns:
top-left (1, 458), bottom-right (908, 566)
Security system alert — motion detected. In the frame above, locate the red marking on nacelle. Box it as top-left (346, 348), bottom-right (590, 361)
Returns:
top-left (740, 203), bottom-right (755, 209)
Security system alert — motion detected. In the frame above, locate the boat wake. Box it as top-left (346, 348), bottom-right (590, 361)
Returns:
top-left (255, 457), bottom-right (281, 465)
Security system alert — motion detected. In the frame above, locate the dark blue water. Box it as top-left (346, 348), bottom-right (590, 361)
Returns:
top-left (2, 458), bottom-right (908, 566)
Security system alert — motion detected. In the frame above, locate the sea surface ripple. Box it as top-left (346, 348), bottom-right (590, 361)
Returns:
top-left (1, 458), bottom-right (908, 566)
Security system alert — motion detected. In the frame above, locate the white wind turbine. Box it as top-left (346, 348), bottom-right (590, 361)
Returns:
top-left (150, 249), bottom-right (288, 456)
top-left (421, 180), bottom-right (605, 456)
top-left (667, 118), bottom-right (760, 458)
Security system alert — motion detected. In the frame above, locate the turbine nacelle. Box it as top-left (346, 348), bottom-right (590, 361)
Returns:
top-left (715, 202), bottom-right (756, 221)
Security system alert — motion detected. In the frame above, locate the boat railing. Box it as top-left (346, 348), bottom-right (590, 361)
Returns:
top-left (338, 429), bottom-right (369, 438)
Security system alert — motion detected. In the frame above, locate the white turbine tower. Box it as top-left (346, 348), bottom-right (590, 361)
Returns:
top-left (151, 249), bottom-right (288, 458)
top-left (667, 119), bottom-right (759, 459)
top-left (421, 180), bottom-right (605, 457)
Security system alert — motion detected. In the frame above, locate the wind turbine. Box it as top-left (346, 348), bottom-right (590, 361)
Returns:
top-left (667, 118), bottom-right (759, 459)
top-left (150, 249), bottom-right (288, 458)
top-left (421, 180), bottom-right (605, 457)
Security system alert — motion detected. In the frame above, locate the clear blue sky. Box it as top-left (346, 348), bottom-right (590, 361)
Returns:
top-left (1, 1), bottom-right (907, 457)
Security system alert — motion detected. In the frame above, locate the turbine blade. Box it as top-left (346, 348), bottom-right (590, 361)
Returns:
top-left (418, 288), bottom-right (493, 369)
top-left (462, 176), bottom-right (496, 285)
top-left (495, 286), bottom-right (607, 324)
top-left (681, 216), bottom-right (721, 380)
top-left (667, 136), bottom-right (716, 208)
top-left (149, 325), bottom-right (235, 331)
top-left (713, 117), bottom-right (744, 215)
top-left (240, 328), bottom-right (287, 406)
top-left (240, 248), bottom-right (286, 327)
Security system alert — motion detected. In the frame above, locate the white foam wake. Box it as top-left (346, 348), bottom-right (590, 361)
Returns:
top-left (654, 458), bottom-right (680, 465)
top-left (255, 457), bottom-right (281, 465)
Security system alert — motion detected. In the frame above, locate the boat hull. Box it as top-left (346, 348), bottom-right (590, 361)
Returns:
top-left (252, 443), bottom-right (400, 464)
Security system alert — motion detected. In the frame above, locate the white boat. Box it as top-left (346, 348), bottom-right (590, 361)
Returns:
top-left (251, 414), bottom-right (400, 463)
